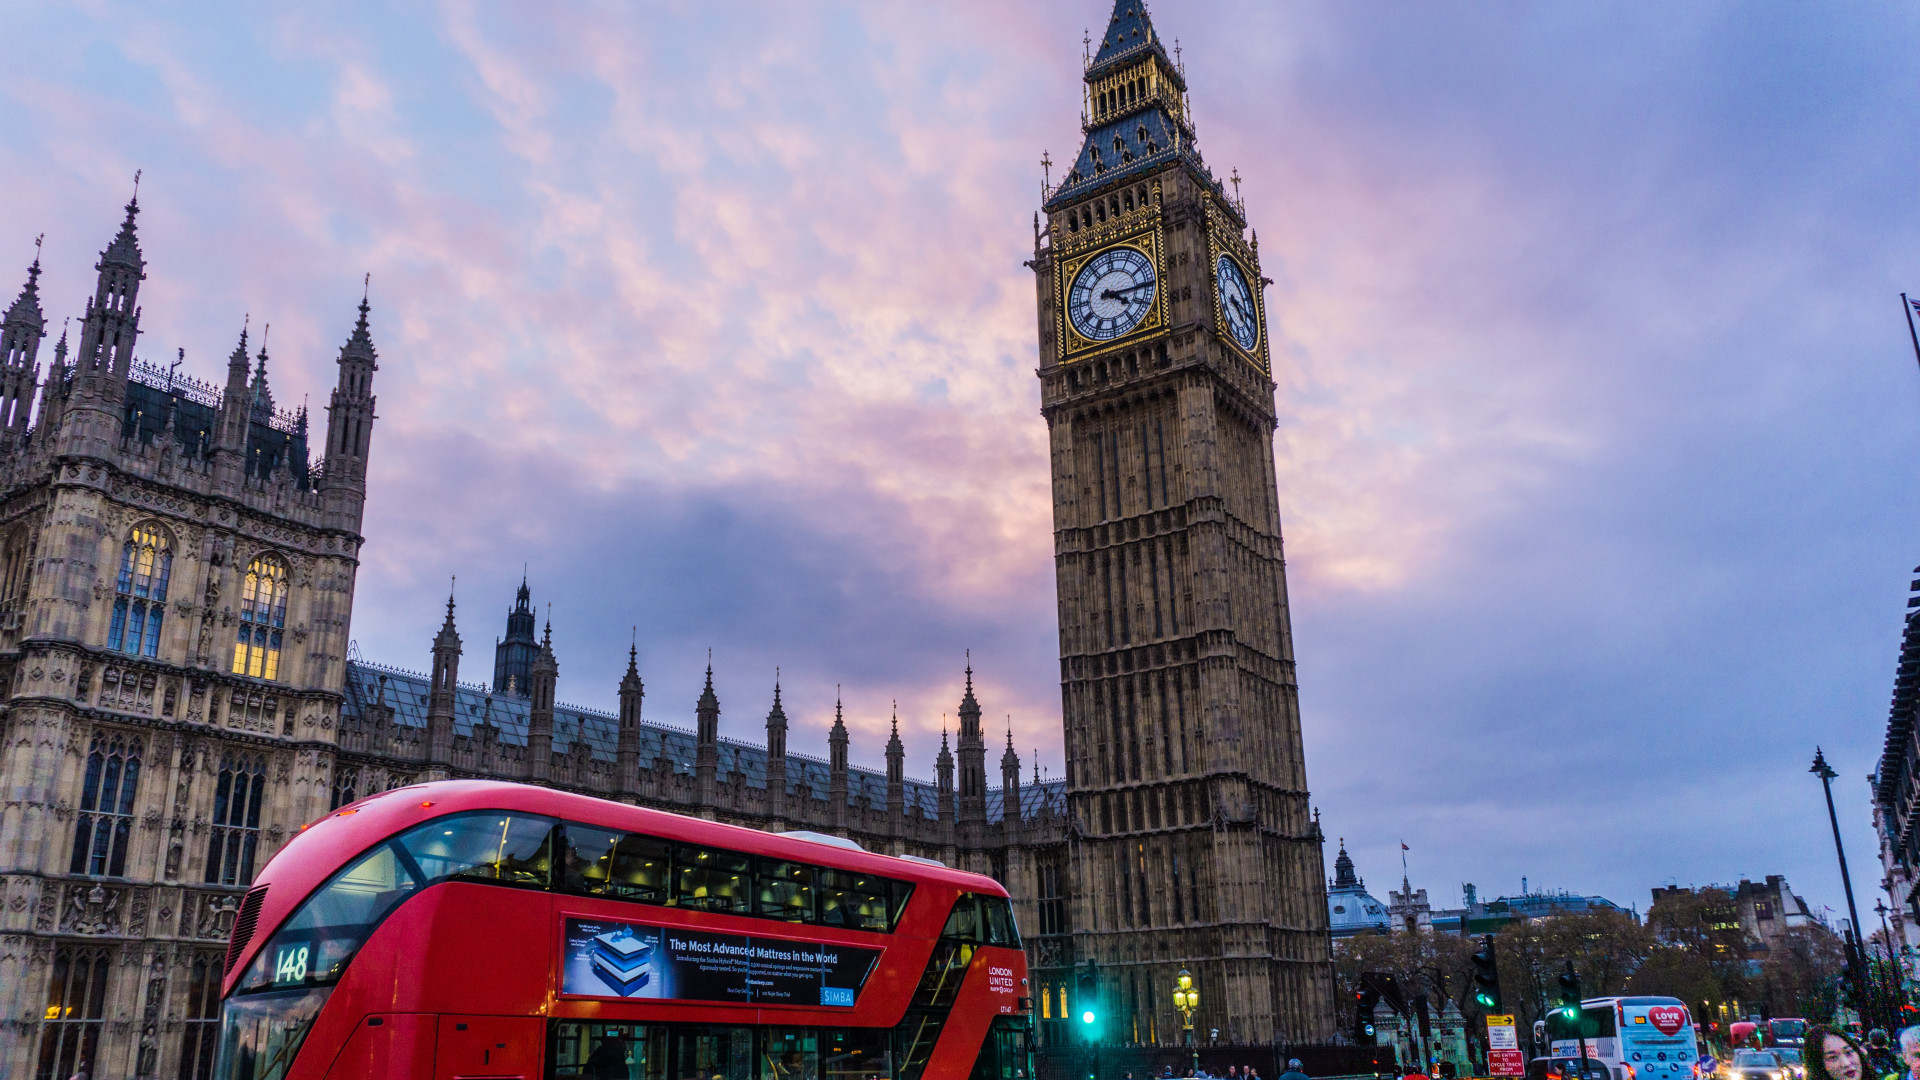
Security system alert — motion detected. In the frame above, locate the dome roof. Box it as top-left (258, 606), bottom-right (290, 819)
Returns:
top-left (1327, 841), bottom-right (1391, 936)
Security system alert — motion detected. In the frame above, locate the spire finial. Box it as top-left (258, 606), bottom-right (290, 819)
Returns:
top-left (891, 700), bottom-right (899, 734)
top-left (362, 272), bottom-right (370, 304)
top-left (30, 234), bottom-right (42, 283)
top-left (542, 603), bottom-right (552, 647)
top-left (446, 574), bottom-right (456, 618)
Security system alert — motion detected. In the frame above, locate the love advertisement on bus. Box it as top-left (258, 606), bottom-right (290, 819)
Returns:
top-left (560, 917), bottom-right (882, 1007)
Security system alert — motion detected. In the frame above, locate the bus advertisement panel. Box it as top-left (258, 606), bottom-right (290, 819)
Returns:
top-left (559, 917), bottom-right (883, 1005)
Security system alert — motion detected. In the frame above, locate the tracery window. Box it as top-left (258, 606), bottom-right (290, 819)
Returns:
top-left (231, 555), bottom-right (288, 680)
top-left (35, 948), bottom-right (109, 1080)
top-left (69, 733), bottom-right (141, 877)
top-left (177, 953), bottom-right (221, 1080)
top-left (108, 523), bottom-right (171, 658)
top-left (329, 766), bottom-right (359, 811)
top-left (205, 754), bottom-right (267, 886)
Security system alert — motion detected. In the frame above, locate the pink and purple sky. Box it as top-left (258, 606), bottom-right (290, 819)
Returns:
top-left (5, 0), bottom-right (1919, 923)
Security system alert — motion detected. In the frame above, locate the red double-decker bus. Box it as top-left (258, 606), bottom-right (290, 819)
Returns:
top-left (212, 779), bottom-right (1032, 1079)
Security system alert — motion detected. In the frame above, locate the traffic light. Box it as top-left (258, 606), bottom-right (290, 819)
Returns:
top-left (1470, 934), bottom-right (1502, 1012)
top-left (1076, 965), bottom-right (1100, 1037)
top-left (1355, 984), bottom-right (1380, 1045)
top-left (1556, 962), bottom-right (1583, 1022)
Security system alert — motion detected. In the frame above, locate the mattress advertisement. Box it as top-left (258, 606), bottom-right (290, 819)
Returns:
top-left (560, 917), bottom-right (882, 1007)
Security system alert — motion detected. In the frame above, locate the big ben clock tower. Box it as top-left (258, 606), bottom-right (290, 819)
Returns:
top-left (1031, 0), bottom-right (1335, 1045)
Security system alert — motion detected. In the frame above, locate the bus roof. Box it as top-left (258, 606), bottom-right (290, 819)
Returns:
top-left (299, 779), bottom-right (1005, 892)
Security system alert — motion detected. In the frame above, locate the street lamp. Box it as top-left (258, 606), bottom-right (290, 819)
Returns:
top-left (1173, 968), bottom-right (1200, 1078)
top-left (1812, 747), bottom-right (1872, 1027)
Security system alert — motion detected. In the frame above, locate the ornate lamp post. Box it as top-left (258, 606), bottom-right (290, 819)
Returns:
top-left (1812, 747), bottom-right (1872, 1026)
top-left (1173, 968), bottom-right (1200, 1078)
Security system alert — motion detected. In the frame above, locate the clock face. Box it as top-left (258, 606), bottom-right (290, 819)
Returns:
top-left (1216, 254), bottom-right (1259, 352)
top-left (1067, 246), bottom-right (1158, 342)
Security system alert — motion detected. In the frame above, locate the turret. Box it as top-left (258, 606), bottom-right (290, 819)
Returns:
top-left (1000, 725), bottom-right (1022, 841)
top-left (695, 659), bottom-right (719, 811)
top-left (321, 285), bottom-right (379, 526)
top-left (77, 193), bottom-right (143, 379)
top-left (957, 655), bottom-right (988, 830)
top-left (828, 694), bottom-right (849, 831)
top-left (616, 640), bottom-right (643, 794)
top-left (935, 726), bottom-right (956, 852)
top-left (59, 193), bottom-right (145, 457)
top-left (493, 576), bottom-right (538, 697)
top-left (1, 244), bottom-right (46, 439)
top-left (426, 588), bottom-right (461, 768)
top-left (210, 323), bottom-right (252, 489)
top-left (885, 705), bottom-right (905, 840)
top-left (936, 727), bottom-right (955, 817)
top-left (765, 675), bottom-right (789, 824)
top-left (527, 619), bottom-right (557, 782)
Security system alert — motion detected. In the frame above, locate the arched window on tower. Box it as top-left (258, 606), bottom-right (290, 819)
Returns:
top-left (231, 555), bottom-right (288, 680)
top-left (69, 733), bottom-right (142, 877)
top-left (108, 523), bottom-right (171, 658)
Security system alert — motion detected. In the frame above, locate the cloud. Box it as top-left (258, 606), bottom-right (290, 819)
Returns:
top-left (1, 0), bottom-right (1916, 916)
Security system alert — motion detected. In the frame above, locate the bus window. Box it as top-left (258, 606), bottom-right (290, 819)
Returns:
top-left (608, 833), bottom-right (671, 903)
top-left (890, 881), bottom-right (916, 930)
top-left (549, 1021), bottom-right (664, 1079)
top-left (675, 846), bottom-right (753, 914)
top-left (942, 894), bottom-right (1020, 946)
top-left (758, 861), bottom-right (816, 923)
top-left (678, 1025), bottom-right (754, 1080)
top-left (822, 1028), bottom-right (888, 1080)
top-left (943, 895), bottom-right (982, 941)
top-left (817, 869), bottom-right (890, 932)
top-left (559, 824), bottom-right (624, 896)
top-left (424, 813), bottom-right (555, 887)
top-left (762, 1028), bottom-right (819, 1080)
top-left (980, 896), bottom-right (1019, 947)
top-left (970, 1017), bottom-right (1034, 1080)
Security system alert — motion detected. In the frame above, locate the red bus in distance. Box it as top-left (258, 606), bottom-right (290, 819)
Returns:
top-left (213, 779), bottom-right (1032, 1079)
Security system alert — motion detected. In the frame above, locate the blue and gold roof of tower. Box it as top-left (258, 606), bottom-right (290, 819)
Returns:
top-left (1044, 0), bottom-right (1229, 213)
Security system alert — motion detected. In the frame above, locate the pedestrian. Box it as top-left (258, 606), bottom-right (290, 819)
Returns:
top-left (1281, 1058), bottom-right (1309, 1080)
top-left (1867, 1031), bottom-right (1897, 1080)
top-left (1899, 1027), bottom-right (1920, 1080)
top-left (1806, 1025), bottom-right (1867, 1080)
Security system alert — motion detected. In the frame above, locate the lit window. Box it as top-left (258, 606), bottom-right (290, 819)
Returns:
top-left (231, 556), bottom-right (288, 680)
top-left (108, 524), bottom-right (171, 658)
top-left (36, 948), bottom-right (110, 1078)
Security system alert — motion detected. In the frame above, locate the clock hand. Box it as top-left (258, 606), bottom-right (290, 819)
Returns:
top-left (1100, 282), bottom-right (1155, 300)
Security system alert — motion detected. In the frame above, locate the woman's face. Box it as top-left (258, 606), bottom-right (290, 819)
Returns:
top-left (1823, 1034), bottom-right (1864, 1080)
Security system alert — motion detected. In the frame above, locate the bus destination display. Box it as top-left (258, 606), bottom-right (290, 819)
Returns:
top-left (561, 917), bottom-right (882, 1007)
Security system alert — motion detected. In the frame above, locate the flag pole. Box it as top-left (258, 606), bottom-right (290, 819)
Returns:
top-left (1903, 293), bottom-right (1920, 373)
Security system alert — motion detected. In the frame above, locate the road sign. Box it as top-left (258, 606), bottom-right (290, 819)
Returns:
top-left (1488, 1014), bottom-right (1523, 1077)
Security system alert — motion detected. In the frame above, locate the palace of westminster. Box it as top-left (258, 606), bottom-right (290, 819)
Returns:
top-left (0, 3), bottom-right (1336, 1076)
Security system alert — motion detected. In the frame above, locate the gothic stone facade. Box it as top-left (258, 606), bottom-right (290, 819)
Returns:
top-left (1027, 0), bottom-right (1336, 1047)
top-left (0, 199), bottom-right (1074, 1078)
top-left (0, 198), bottom-right (378, 1079)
